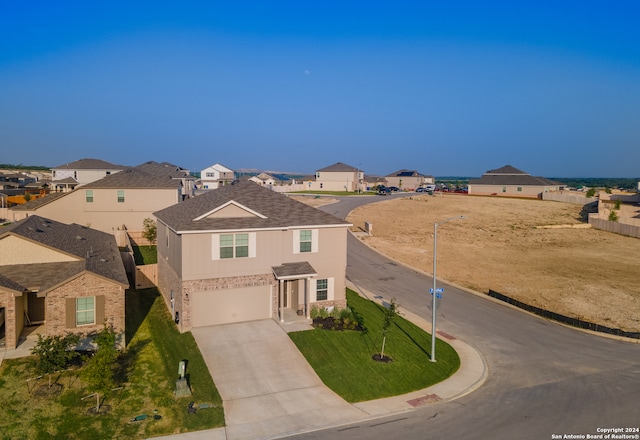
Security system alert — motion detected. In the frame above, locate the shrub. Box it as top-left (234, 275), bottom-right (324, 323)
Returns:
top-left (614, 200), bottom-right (622, 210)
top-left (586, 188), bottom-right (596, 198)
top-left (608, 210), bottom-right (619, 222)
top-left (31, 333), bottom-right (80, 375)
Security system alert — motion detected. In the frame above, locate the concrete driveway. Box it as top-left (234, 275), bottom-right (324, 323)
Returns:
top-left (191, 320), bottom-right (368, 440)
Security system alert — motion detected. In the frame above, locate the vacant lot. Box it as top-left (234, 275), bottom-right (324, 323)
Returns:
top-left (344, 194), bottom-right (640, 332)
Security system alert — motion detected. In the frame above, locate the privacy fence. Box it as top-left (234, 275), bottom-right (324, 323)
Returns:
top-left (488, 289), bottom-right (640, 339)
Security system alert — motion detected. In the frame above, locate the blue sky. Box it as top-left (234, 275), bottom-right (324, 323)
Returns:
top-left (1, 1), bottom-right (638, 177)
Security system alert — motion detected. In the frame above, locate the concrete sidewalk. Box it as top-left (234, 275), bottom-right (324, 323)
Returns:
top-left (156, 282), bottom-right (487, 440)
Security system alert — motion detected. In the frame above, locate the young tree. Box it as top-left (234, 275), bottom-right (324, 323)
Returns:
top-left (142, 217), bottom-right (157, 244)
top-left (81, 325), bottom-right (119, 412)
top-left (379, 298), bottom-right (399, 360)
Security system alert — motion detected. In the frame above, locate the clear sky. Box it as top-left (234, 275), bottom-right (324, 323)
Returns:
top-left (1, 1), bottom-right (638, 177)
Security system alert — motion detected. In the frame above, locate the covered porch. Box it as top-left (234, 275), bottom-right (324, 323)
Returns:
top-left (272, 262), bottom-right (317, 324)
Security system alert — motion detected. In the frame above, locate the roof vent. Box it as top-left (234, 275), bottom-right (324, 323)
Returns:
top-left (76, 235), bottom-right (84, 240)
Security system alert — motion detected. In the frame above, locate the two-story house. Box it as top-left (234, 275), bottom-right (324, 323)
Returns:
top-left (200, 163), bottom-right (235, 189)
top-left (309, 162), bottom-right (364, 192)
top-left (385, 169), bottom-right (433, 190)
top-left (153, 180), bottom-right (351, 332)
top-left (51, 158), bottom-right (126, 192)
top-left (10, 166), bottom-right (183, 234)
top-left (0, 215), bottom-right (128, 350)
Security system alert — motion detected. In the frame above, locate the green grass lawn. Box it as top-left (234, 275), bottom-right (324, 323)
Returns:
top-left (0, 288), bottom-right (223, 439)
top-left (132, 245), bottom-right (157, 265)
top-left (289, 290), bottom-right (460, 402)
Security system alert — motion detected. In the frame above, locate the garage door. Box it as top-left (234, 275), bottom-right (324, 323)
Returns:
top-left (191, 285), bottom-right (272, 327)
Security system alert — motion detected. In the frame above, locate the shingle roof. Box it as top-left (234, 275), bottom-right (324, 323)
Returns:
top-left (11, 191), bottom-right (68, 211)
top-left (0, 215), bottom-right (129, 293)
top-left (84, 167), bottom-right (182, 189)
top-left (154, 180), bottom-right (351, 232)
top-left (387, 169), bottom-right (426, 178)
top-left (316, 162), bottom-right (359, 173)
top-left (272, 262), bottom-right (317, 279)
top-left (469, 165), bottom-right (564, 186)
top-left (53, 158), bottom-right (125, 170)
top-left (134, 161), bottom-right (193, 179)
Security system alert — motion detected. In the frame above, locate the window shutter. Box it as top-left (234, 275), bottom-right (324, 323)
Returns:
top-left (311, 229), bottom-right (319, 253)
top-left (66, 298), bottom-right (76, 328)
top-left (328, 277), bottom-right (334, 300)
top-left (249, 232), bottom-right (256, 258)
top-left (212, 234), bottom-right (220, 260)
top-left (293, 230), bottom-right (300, 254)
top-left (95, 295), bottom-right (105, 324)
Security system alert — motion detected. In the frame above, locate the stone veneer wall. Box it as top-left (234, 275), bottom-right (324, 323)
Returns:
top-left (46, 273), bottom-right (125, 339)
top-left (0, 289), bottom-right (20, 349)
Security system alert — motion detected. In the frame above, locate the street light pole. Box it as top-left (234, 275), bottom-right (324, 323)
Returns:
top-left (431, 215), bottom-right (466, 362)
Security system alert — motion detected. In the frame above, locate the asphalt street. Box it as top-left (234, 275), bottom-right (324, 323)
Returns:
top-left (291, 194), bottom-right (640, 440)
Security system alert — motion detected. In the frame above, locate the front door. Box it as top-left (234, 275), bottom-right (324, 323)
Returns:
top-left (27, 292), bottom-right (45, 324)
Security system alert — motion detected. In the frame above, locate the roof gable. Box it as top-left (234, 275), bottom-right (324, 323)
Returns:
top-left (0, 235), bottom-right (80, 265)
top-left (194, 201), bottom-right (267, 220)
top-left (316, 162), bottom-right (359, 173)
top-left (485, 165), bottom-right (529, 175)
top-left (53, 158), bottom-right (125, 170)
top-left (154, 180), bottom-right (350, 232)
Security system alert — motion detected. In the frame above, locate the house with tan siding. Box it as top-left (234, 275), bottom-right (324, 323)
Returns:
top-left (153, 180), bottom-right (351, 332)
top-left (385, 169), bottom-right (433, 190)
top-left (468, 165), bottom-right (564, 198)
top-left (308, 162), bottom-right (364, 192)
top-left (10, 164), bottom-right (186, 234)
top-left (0, 216), bottom-right (128, 350)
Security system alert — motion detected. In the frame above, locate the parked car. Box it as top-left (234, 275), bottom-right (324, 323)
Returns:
top-left (388, 186), bottom-right (400, 192)
top-left (377, 187), bottom-right (390, 195)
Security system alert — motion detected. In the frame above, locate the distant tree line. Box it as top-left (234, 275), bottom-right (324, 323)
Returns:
top-left (551, 177), bottom-right (639, 190)
top-left (0, 163), bottom-right (50, 171)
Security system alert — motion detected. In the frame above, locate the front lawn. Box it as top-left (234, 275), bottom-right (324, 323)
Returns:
top-left (289, 289), bottom-right (460, 402)
top-left (0, 288), bottom-right (223, 439)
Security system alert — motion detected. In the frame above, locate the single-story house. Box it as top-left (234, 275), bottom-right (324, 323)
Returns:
top-left (468, 165), bottom-right (564, 198)
top-left (0, 215), bottom-right (129, 350)
top-left (153, 180), bottom-right (352, 332)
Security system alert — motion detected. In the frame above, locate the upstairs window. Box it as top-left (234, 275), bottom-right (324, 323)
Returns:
top-left (117, 190), bottom-right (125, 203)
top-left (219, 233), bottom-right (249, 259)
top-left (85, 190), bottom-right (93, 203)
top-left (300, 230), bottom-right (312, 252)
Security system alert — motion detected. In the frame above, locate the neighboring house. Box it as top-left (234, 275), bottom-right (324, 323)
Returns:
top-left (10, 167), bottom-right (183, 234)
top-left (468, 165), bottom-right (564, 198)
top-left (309, 162), bottom-right (364, 192)
top-left (51, 158), bottom-right (126, 190)
top-left (0, 215), bottom-right (128, 350)
top-left (134, 161), bottom-right (196, 200)
top-left (385, 169), bottom-right (433, 190)
top-left (200, 163), bottom-right (235, 189)
top-left (249, 172), bottom-right (281, 187)
top-left (153, 180), bottom-right (352, 332)
top-left (364, 175), bottom-right (388, 190)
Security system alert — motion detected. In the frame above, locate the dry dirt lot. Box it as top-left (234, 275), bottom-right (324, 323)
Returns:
top-left (302, 194), bottom-right (640, 332)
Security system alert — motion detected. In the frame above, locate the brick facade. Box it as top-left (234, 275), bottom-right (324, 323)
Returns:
top-left (46, 272), bottom-right (125, 340)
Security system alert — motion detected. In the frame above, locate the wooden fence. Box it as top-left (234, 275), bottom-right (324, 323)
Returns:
top-left (542, 191), bottom-right (598, 205)
top-left (589, 214), bottom-right (640, 238)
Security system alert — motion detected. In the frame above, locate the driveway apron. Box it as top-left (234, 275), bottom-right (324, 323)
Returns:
top-left (191, 320), bottom-right (368, 440)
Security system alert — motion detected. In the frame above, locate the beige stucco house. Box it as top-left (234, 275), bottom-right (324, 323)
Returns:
top-left (10, 166), bottom-right (184, 234)
top-left (153, 180), bottom-right (351, 332)
top-left (468, 165), bottom-right (564, 198)
top-left (0, 215), bottom-right (128, 350)
top-left (51, 158), bottom-right (126, 191)
top-left (307, 162), bottom-right (364, 192)
top-left (385, 170), bottom-right (433, 190)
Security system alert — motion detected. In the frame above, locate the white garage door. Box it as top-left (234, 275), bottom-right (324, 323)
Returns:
top-left (191, 285), bottom-right (272, 327)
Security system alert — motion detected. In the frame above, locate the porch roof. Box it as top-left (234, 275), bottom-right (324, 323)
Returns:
top-left (271, 262), bottom-right (317, 280)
